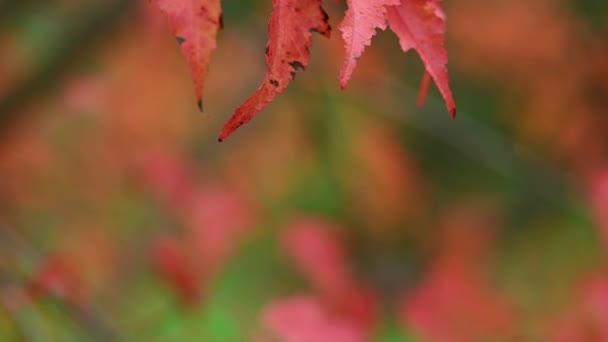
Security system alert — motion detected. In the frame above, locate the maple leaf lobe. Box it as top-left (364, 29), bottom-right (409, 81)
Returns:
top-left (218, 0), bottom-right (331, 142)
top-left (387, 0), bottom-right (456, 116)
top-left (339, 0), bottom-right (400, 89)
top-left (156, 0), bottom-right (222, 108)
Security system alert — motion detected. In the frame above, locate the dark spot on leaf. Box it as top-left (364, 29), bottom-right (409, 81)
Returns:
top-left (197, 99), bottom-right (203, 112)
top-left (269, 79), bottom-right (279, 87)
top-left (219, 13), bottom-right (224, 29)
top-left (315, 8), bottom-right (331, 36)
top-left (288, 61), bottom-right (304, 80)
top-left (321, 8), bottom-right (329, 23)
top-left (176, 36), bottom-right (186, 45)
top-left (354, 55), bottom-right (361, 62)
top-left (289, 61), bottom-right (304, 71)
top-left (265, 46), bottom-right (269, 55)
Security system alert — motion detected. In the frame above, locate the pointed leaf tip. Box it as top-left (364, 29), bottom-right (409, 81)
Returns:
top-left (387, 0), bottom-right (455, 118)
top-left (157, 0), bottom-right (222, 109)
top-left (219, 0), bottom-right (331, 141)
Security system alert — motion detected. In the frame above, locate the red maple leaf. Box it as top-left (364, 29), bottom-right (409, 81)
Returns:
top-left (156, 0), bottom-right (456, 140)
top-left (218, 0), bottom-right (331, 141)
top-left (156, 0), bottom-right (222, 111)
top-left (387, 0), bottom-right (456, 116)
top-left (338, 0), bottom-right (400, 89)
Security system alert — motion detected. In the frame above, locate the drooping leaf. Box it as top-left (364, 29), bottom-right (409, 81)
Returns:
top-left (218, 0), bottom-right (331, 141)
top-left (338, 0), bottom-right (400, 89)
top-left (157, 0), bottom-right (222, 111)
top-left (387, 0), bottom-right (456, 116)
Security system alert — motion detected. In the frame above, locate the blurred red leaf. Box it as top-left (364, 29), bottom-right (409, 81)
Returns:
top-left (61, 75), bottom-right (107, 113)
top-left (186, 187), bottom-right (256, 277)
top-left (28, 255), bottom-right (85, 307)
top-left (402, 203), bottom-right (514, 341)
top-left (156, 0), bottom-right (222, 110)
top-left (402, 267), bottom-right (514, 341)
top-left (283, 218), bottom-right (353, 294)
top-left (329, 285), bottom-right (378, 334)
top-left (139, 152), bottom-right (196, 215)
top-left (387, 0), bottom-right (455, 116)
top-left (550, 275), bottom-right (608, 341)
top-left (152, 236), bottom-right (201, 304)
top-left (259, 295), bottom-right (365, 342)
top-left (150, 185), bottom-right (255, 305)
top-left (219, 0), bottom-right (331, 141)
top-left (338, 0), bottom-right (399, 89)
top-left (588, 169), bottom-right (608, 249)
top-left (282, 217), bottom-right (378, 330)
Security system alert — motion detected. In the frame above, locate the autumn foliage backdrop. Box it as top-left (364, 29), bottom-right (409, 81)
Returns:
top-left (0, 0), bottom-right (607, 341)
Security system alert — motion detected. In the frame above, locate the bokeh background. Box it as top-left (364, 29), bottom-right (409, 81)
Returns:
top-left (1, 0), bottom-right (608, 340)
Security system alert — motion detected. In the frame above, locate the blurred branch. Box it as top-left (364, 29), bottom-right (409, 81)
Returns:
top-left (0, 0), bottom-right (135, 134)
